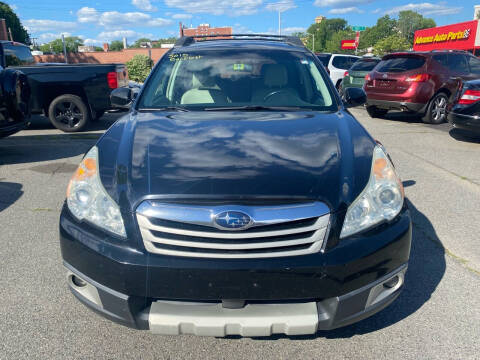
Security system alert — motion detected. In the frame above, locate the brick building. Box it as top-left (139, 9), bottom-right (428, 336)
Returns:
top-left (181, 23), bottom-right (232, 38)
top-left (34, 48), bottom-right (170, 65)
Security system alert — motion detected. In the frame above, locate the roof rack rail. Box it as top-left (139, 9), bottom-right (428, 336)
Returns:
top-left (174, 34), bottom-right (305, 48)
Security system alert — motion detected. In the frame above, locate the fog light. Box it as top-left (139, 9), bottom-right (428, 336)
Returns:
top-left (71, 275), bottom-right (87, 287)
top-left (383, 276), bottom-right (399, 289)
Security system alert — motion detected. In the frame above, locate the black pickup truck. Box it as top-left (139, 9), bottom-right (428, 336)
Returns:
top-left (0, 41), bottom-right (127, 132)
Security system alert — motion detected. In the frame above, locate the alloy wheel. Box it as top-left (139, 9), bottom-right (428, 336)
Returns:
top-left (54, 101), bottom-right (84, 129)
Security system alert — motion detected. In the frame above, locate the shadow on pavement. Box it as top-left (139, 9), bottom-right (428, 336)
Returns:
top-left (26, 113), bottom-right (122, 132)
top-left (0, 182), bottom-right (23, 212)
top-left (0, 133), bottom-right (100, 165)
top-left (380, 111), bottom-right (424, 124)
top-left (449, 129), bottom-right (480, 144)
top-left (251, 199), bottom-right (446, 340)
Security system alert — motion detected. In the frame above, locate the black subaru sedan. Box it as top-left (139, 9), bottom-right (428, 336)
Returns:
top-left (60, 35), bottom-right (411, 337)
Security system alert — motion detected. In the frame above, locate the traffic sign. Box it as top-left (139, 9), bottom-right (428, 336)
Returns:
top-left (352, 26), bottom-right (366, 31)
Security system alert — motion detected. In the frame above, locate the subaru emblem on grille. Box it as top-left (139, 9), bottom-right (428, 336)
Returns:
top-left (214, 211), bottom-right (252, 230)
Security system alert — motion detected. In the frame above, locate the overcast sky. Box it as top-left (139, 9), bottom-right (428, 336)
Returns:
top-left (10, 0), bottom-right (476, 45)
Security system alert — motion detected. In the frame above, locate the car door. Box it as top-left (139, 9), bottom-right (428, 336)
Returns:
top-left (448, 54), bottom-right (471, 80)
top-left (329, 56), bottom-right (350, 88)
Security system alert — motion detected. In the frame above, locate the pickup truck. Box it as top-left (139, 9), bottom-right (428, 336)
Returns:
top-left (0, 41), bottom-right (127, 132)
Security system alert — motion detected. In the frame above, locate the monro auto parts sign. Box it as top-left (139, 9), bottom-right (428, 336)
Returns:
top-left (413, 20), bottom-right (479, 51)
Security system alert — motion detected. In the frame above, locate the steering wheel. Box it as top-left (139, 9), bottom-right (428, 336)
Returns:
top-left (263, 89), bottom-right (290, 102)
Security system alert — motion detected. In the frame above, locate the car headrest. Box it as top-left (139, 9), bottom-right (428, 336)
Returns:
top-left (263, 64), bottom-right (288, 87)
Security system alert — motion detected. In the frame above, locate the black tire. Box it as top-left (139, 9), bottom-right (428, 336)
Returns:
top-left (92, 110), bottom-right (105, 121)
top-left (48, 94), bottom-right (90, 132)
top-left (423, 93), bottom-right (448, 124)
top-left (366, 106), bottom-right (388, 118)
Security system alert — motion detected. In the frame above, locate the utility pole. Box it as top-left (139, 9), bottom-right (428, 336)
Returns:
top-left (8, 27), bottom-right (13, 41)
top-left (61, 34), bottom-right (68, 64)
top-left (278, 11), bottom-right (281, 35)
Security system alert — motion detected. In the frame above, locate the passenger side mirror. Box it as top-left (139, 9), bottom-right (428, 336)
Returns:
top-left (110, 87), bottom-right (134, 109)
top-left (343, 87), bottom-right (367, 108)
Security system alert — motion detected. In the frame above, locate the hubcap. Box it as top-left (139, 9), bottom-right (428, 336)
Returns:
top-left (431, 96), bottom-right (447, 122)
top-left (54, 101), bottom-right (83, 128)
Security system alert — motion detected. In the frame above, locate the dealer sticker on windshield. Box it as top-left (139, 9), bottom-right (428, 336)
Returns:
top-left (169, 53), bottom-right (203, 61)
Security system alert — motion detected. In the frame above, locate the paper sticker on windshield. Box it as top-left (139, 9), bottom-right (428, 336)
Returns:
top-left (300, 59), bottom-right (308, 64)
top-left (169, 53), bottom-right (203, 61)
top-left (232, 63), bottom-right (252, 71)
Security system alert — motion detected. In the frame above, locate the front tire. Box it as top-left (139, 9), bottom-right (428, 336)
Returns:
top-left (366, 106), bottom-right (388, 118)
top-left (423, 93), bottom-right (448, 124)
top-left (48, 94), bottom-right (90, 132)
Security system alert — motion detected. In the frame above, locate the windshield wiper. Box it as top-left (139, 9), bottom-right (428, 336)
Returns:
top-left (205, 105), bottom-right (308, 111)
top-left (139, 106), bottom-right (190, 112)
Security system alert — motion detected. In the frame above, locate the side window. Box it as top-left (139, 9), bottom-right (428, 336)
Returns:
top-left (467, 55), bottom-right (480, 75)
top-left (348, 57), bottom-right (359, 68)
top-left (332, 56), bottom-right (349, 69)
top-left (432, 54), bottom-right (448, 68)
top-left (448, 54), bottom-right (469, 74)
top-left (3, 44), bottom-right (35, 66)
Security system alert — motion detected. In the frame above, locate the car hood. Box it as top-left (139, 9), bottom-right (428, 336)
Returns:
top-left (98, 110), bottom-right (375, 212)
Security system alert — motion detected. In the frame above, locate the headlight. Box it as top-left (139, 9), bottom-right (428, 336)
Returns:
top-left (340, 145), bottom-right (404, 238)
top-left (66, 146), bottom-right (126, 237)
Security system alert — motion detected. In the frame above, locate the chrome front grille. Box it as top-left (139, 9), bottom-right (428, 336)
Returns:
top-left (136, 201), bottom-right (330, 259)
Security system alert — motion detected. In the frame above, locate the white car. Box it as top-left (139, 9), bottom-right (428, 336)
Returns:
top-left (316, 53), bottom-right (359, 90)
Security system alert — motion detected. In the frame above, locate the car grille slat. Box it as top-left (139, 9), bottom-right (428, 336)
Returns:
top-left (136, 201), bottom-right (330, 259)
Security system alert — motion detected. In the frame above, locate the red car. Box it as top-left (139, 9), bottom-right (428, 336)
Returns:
top-left (364, 51), bottom-right (480, 124)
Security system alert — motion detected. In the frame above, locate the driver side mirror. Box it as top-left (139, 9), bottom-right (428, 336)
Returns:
top-left (343, 87), bottom-right (367, 108)
top-left (110, 87), bottom-right (136, 109)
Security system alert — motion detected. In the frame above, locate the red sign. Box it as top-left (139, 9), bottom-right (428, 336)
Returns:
top-left (341, 40), bottom-right (357, 50)
top-left (413, 20), bottom-right (478, 51)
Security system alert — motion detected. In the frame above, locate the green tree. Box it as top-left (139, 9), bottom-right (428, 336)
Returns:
top-left (397, 10), bottom-right (435, 45)
top-left (0, 2), bottom-right (29, 44)
top-left (109, 40), bottom-right (124, 51)
top-left (359, 15), bottom-right (397, 49)
top-left (126, 54), bottom-right (153, 82)
top-left (373, 34), bottom-right (410, 56)
top-left (130, 38), bottom-right (152, 48)
top-left (325, 29), bottom-right (357, 54)
top-left (306, 18), bottom-right (349, 52)
top-left (94, 46), bottom-right (104, 52)
top-left (39, 36), bottom-right (84, 53)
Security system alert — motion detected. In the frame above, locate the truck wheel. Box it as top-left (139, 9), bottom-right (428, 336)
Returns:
top-left (366, 106), bottom-right (388, 118)
top-left (423, 93), bottom-right (448, 124)
top-left (48, 95), bottom-right (90, 132)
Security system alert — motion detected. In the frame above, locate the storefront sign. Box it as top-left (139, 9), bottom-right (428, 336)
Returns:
top-left (413, 20), bottom-right (479, 51)
top-left (341, 40), bottom-right (357, 50)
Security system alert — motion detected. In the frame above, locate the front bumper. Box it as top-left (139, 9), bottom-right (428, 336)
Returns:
top-left (60, 203), bottom-right (411, 334)
top-left (448, 112), bottom-right (480, 134)
top-left (66, 262), bottom-right (407, 336)
top-left (0, 120), bottom-right (29, 138)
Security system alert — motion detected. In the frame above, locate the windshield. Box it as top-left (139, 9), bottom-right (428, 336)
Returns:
top-left (138, 49), bottom-right (335, 111)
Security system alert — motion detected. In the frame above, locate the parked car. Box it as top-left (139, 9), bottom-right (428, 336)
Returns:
top-left (341, 57), bottom-right (380, 95)
top-left (364, 50), bottom-right (480, 123)
top-left (447, 79), bottom-right (480, 136)
top-left (0, 41), bottom-right (128, 132)
top-left (0, 67), bottom-right (30, 138)
top-left (60, 34), bottom-right (411, 337)
top-left (315, 53), bottom-right (359, 90)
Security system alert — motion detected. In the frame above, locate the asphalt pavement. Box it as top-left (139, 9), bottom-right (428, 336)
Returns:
top-left (0, 110), bottom-right (479, 359)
